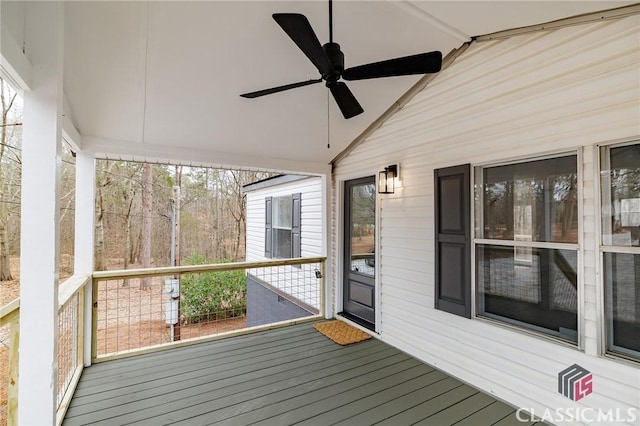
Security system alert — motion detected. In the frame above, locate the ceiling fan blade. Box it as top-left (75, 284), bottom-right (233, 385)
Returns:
top-left (328, 82), bottom-right (363, 119)
top-left (240, 79), bottom-right (323, 98)
top-left (273, 13), bottom-right (334, 76)
top-left (342, 51), bottom-right (442, 81)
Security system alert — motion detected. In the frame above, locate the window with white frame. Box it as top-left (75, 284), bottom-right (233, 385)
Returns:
top-left (475, 154), bottom-right (579, 343)
top-left (273, 196), bottom-right (293, 258)
top-left (265, 193), bottom-right (301, 259)
top-left (600, 141), bottom-right (640, 361)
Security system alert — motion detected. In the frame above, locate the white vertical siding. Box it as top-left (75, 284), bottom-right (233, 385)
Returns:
top-left (333, 15), bottom-right (639, 424)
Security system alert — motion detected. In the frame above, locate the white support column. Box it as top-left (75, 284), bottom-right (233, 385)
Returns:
top-left (322, 171), bottom-right (334, 319)
top-left (74, 150), bottom-right (96, 366)
top-left (18, 2), bottom-right (64, 425)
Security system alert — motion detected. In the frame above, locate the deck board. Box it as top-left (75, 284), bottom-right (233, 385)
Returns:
top-left (64, 321), bottom-right (530, 426)
top-left (453, 401), bottom-right (517, 425)
top-left (328, 375), bottom-right (460, 426)
top-left (69, 335), bottom-right (347, 412)
top-left (116, 345), bottom-right (401, 425)
top-left (214, 362), bottom-right (432, 426)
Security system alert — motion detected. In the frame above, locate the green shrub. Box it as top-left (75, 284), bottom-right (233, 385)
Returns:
top-left (180, 253), bottom-right (246, 323)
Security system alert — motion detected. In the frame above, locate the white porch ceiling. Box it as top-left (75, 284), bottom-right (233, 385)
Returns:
top-left (58, 1), bottom-right (632, 172)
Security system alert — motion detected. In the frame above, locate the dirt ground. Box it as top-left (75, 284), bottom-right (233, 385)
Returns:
top-left (0, 257), bottom-right (22, 306)
top-left (351, 233), bottom-right (375, 254)
top-left (0, 255), bottom-right (75, 305)
top-left (1, 258), bottom-right (22, 424)
top-left (94, 273), bottom-right (247, 356)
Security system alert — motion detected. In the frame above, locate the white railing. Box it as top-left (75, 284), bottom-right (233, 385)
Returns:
top-left (0, 274), bottom-right (91, 426)
top-left (55, 274), bottom-right (91, 425)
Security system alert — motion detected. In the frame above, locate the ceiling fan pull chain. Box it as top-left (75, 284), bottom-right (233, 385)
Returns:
top-left (329, 0), bottom-right (333, 43)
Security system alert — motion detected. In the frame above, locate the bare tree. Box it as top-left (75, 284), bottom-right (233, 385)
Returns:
top-left (140, 163), bottom-right (153, 289)
top-left (59, 141), bottom-right (77, 275)
top-left (95, 161), bottom-right (115, 271)
top-left (0, 79), bottom-right (22, 280)
top-left (93, 161), bottom-right (275, 270)
top-left (120, 163), bottom-right (142, 286)
top-left (123, 163), bottom-right (142, 266)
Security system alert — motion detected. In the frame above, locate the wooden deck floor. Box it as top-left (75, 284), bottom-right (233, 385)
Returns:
top-left (64, 321), bottom-right (541, 426)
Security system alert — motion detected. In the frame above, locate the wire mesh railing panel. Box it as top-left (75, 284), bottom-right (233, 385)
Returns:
top-left (95, 272), bottom-right (249, 356)
top-left (177, 268), bottom-right (247, 340)
top-left (94, 259), bottom-right (324, 358)
top-left (95, 276), bottom-right (171, 357)
top-left (245, 261), bottom-right (322, 328)
top-left (0, 303), bottom-right (19, 426)
top-left (57, 293), bottom-right (79, 407)
top-left (0, 323), bottom-right (9, 425)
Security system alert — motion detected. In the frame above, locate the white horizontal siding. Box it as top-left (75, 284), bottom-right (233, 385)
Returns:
top-left (333, 14), bottom-right (639, 425)
top-left (245, 176), bottom-right (325, 308)
top-left (245, 176), bottom-right (324, 262)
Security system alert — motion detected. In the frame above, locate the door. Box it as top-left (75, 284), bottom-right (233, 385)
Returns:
top-left (342, 176), bottom-right (376, 329)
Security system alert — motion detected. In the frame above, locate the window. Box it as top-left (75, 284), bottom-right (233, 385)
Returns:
top-left (475, 154), bottom-right (579, 343)
top-left (600, 142), bottom-right (640, 360)
top-left (273, 196), bottom-right (293, 258)
top-left (265, 193), bottom-right (301, 259)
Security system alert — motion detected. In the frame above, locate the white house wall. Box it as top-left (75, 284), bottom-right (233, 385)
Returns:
top-left (245, 176), bottom-right (324, 309)
top-left (246, 176), bottom-right (324, 261)
top-left (333, 15), bottom-right (639, 424)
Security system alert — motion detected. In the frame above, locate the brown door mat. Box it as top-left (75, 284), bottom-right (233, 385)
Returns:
top-left (313, 320), bottom-right (373, 345)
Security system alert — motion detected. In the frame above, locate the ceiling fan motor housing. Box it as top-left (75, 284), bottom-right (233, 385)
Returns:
top-left (323, 42), bottom-right (344, 84)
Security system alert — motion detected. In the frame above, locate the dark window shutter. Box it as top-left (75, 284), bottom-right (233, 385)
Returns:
top-left (265, 197), bottom-right (272, 258)
top-left (292, 193), bottom-right (301, 258)
top-left (434, 164), bottom-right (471, 318)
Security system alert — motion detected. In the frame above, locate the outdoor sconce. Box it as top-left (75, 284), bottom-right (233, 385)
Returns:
top-left (378, 164), bottom-right (398, 194)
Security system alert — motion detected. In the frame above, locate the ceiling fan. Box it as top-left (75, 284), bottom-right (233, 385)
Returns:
top-left (240, 0), bottom-right (442, 119)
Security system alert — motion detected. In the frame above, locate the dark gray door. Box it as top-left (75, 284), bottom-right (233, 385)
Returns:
top-left (342, 176), bottom-right (376, 329)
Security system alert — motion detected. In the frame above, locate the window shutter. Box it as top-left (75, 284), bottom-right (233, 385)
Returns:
top-left (265, 197), bottom-right (272, 258)
top-left (292, 193), bottom-right (302, 258)
top-left (434, 164), bottom-right (471, 318)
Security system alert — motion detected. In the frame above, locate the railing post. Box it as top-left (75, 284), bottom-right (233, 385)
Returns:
top-left (91, 279), bottom-right (98, 362)
top-left (74, 151), bottom-right (96, 367)
top-left (77, 288), bottom-right (85, 369)
top-left (7, 317), bottom-right (19, 426)
top-left (321, 259), bottom-right (327, 318)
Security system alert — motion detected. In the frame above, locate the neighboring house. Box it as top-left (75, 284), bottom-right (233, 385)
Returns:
top-left (332, 14), bottom-right (639, 424)
top-left (243, 175), bottom-right (324, 327)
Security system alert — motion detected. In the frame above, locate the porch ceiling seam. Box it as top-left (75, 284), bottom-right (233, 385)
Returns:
top-left (81, 135), bottom-right (332, 175)
top-left (387, 0), bottom-right (471, 43)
